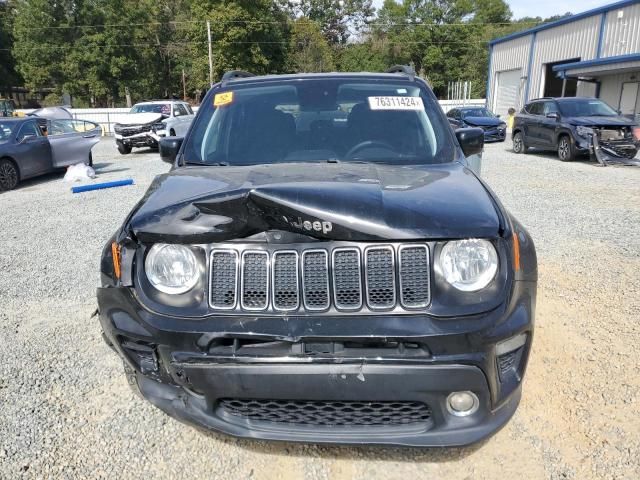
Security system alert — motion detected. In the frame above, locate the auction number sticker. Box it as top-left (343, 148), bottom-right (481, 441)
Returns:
top-left (368, 96), bottom-right (424, 111)
top-left (214, 91), bottom-right (234, 107)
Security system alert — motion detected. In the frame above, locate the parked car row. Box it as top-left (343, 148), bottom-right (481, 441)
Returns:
top-left (512, 97), bottom-right (639, 161)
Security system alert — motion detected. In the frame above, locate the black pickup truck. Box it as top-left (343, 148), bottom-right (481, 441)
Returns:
top-left (97, 68), bottom-right (537, 447)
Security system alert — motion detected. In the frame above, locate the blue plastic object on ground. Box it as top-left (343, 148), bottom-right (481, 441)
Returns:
top-left (71, 179), bottom-right (134, 194)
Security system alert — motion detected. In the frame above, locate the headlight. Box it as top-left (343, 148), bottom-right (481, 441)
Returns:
top-left (145, 244), bottom-right (199, 294)
top-left (576, 126), bottom-right (594, 137)
top-left (152, 122), bottom-right (165, 131)
top-left (498, 123), bottom-right (506, 130)
top-left (440, 239), bottom-right (498, 291)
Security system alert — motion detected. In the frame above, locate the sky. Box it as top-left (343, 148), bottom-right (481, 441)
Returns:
top-left (371, 0), bottom-right (615, 20)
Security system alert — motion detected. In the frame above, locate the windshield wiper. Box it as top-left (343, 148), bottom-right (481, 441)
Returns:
top-left (183, 160), bottom-right (229, 166)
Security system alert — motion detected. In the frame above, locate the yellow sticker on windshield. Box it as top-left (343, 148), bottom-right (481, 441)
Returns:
top-left (214, 91), bottom-right (234, 107)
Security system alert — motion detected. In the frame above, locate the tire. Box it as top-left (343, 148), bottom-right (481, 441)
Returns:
top-left (557, 135), bottom-right (575, 162)
top-left (512, 131), bottom-right (526, 154)
top-left (87, 152), bottom-right (93, 167)
top-left (0, 158), bottom-right (19, 191)
top-left (117, 142), bottom-right (132, 155)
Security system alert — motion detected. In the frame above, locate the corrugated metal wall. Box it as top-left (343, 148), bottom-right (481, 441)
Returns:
top-left (528, 16), bottom-right (601, 99)
top-left (601, 2), bottom-right (640, 57)
top-left (487, 35), bottom-right (531, 111)
top-left (599, 71), bottom-right (640, 107)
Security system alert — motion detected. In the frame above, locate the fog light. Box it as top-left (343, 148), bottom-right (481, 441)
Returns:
top-left (447, 391), bottom-right (479, 417)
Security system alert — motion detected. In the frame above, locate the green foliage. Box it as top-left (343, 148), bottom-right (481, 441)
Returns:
top-left (41, 92), bottom-right (63, 106)
top-left (4, 0), bottom-right (572, 104)
top-left (278, 0), bottom-right (374, 45)
top-left (287, 18), bottom-right (335, 72)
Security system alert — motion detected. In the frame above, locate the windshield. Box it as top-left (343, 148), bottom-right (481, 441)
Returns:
top-left (0, 121), bottom-right (17, 142)
top-left (462, 108), bottom-right (494, 118)
top-left (130, 104), bottom-right (170, 115)
top-left (558, 99), bottom-right (618, 117)
top-left (182, 78), bottom-right (455, 166)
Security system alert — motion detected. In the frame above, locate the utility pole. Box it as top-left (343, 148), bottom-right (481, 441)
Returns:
top-left (182, 69), bottom-right (187, 101)
top-left (207, 20), bottom-right (213, 87)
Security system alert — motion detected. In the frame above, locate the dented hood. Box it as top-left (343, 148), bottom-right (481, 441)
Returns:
top-left (126, 162), bottom-right (502, 243)
top-left (116, 112), bottom-right (164, 126)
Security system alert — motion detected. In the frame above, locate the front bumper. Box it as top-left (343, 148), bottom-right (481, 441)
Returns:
top-left (97, 280), bottom-right (535, 447)
top-left (482, 128), bottom-right (506, 142)
top-left (114, 130), bottom-right (165, 148)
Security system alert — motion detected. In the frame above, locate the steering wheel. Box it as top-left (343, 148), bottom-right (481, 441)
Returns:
top-left (345, 140), bottom-right (396, 160)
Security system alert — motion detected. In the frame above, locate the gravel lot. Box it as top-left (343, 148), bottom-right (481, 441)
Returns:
top-left (1, 139), bottom-right (639, 479)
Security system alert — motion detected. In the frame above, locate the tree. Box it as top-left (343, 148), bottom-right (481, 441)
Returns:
top-left (0, 1), bottom-right (21, 91)
top-left (279, 0), bottom-right (374, 45)
top-left (287, 18), bottom-right (334, 72)
top-left (183, 0), bottom-right (290, 89)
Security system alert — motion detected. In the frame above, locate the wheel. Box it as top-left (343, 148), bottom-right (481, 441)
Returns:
top-left (512, 132), bottom-right (527, 153)
top-left (87, 152), bottom-right (93, 167)
top-left (557, 135), bottom-right (575, 162)
top-left (169, 129), bottom-right (176, 137)
top-left (0, 158), bottom-right (19, 191)
top-left (117, 142), bottom-right (132, 155)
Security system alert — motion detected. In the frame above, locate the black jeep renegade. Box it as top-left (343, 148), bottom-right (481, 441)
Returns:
top-left (97, 68), bottom-right (537, 447)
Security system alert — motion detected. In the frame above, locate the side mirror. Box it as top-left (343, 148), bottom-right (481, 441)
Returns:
top-left (455, 127), bottom-right (484, 158)
top-left (546, 112), bottom-right (559, 120)
top-left (159, 136), bottom-right (183, 164)
top-left (496, 114), bottom-right (501, 118)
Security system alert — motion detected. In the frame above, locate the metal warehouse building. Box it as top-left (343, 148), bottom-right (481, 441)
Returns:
top-left (487, 0), bottom-right (640, 120)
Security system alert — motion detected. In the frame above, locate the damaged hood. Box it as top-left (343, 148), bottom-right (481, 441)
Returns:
top-left (463, 116), bottom-right (504, 127)
top-left (566, 116), bottom-right (637, 127)
top-left (126, 162), bottom-right (502, 243)
top-left (116, 112), bottom-right (164, 126)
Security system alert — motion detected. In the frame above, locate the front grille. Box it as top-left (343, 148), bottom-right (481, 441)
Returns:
top-left (209, 243), bottom-right (431, 313)
top-left (114, 124), bottom-right (152, 136)
top-left (218, 398), bottom-right (432, 426)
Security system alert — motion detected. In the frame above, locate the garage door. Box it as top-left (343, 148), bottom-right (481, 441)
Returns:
top-left (494, 69), bottom-right (521, 118)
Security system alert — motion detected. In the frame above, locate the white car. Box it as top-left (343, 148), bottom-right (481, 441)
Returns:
top-left (113, 100), bottom-right (194, 154)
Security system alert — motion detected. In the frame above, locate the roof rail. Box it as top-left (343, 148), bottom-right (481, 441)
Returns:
top-left (221, 70), bottom-right (256, 82)
top-left (385, 65), bottom-right (415, 80)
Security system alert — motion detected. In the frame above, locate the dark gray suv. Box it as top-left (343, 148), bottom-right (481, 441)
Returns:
top-left (512, 97), bottom-right (639, 161)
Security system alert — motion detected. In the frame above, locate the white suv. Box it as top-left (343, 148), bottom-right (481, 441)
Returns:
top-left (113, 100), bottom-right (195, 154)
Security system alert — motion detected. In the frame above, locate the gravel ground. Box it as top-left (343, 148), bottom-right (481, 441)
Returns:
top-left (1, 139), bottom-right (639, 479)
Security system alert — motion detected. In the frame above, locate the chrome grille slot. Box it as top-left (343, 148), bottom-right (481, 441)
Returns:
top-left (332, 248), bottom-right (362, 310)
top-left (399, 245), bottom-right (430, 308)
top-left (272, 251), bottom-right (299, 311)
top-left (208, 243), bottom-right (431, 313)
top-left (302, 250), bottom-right (330, 310)
top-left (365, 246), bottom-right (396, 309)
top-left (210, 250), bottom-right (239, 309)
top-left (241, 251), bottom-right (269, 310)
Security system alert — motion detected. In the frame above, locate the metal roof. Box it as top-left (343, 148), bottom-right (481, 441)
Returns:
top-left (490, 0), bottom-right (640, 46)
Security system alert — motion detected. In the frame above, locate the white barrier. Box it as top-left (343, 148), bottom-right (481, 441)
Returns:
top-left (18, 99), bottom-right (486, 135)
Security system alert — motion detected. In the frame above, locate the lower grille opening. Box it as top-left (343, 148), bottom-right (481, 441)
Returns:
top-left (218, 398), bottom-right (432, 426)
top-left (497, 346), bottom-right (524, 382)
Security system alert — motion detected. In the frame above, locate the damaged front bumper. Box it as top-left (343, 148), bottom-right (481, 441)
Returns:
top-left (573, 128), bottom-right (640, 165)
top-left (97, 278), bottom-right (535, 447)
top-left (114, 130), bottom-right (166, 148)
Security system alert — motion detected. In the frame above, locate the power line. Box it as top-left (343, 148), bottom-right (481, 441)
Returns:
top-left (6, 18), bottom-right (540, 31)
top-left (0, 37), bottom-right (495, 53)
